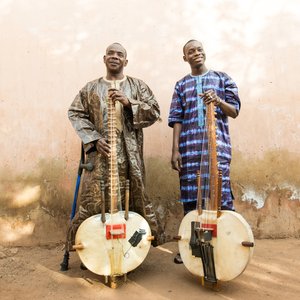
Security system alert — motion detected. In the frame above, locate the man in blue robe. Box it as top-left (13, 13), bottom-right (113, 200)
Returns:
top-left (168, 40), bottom-right (241, 263)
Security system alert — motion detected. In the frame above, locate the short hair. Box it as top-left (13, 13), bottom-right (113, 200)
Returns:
top-left (106, 42), bottom-right (127, 58)
top-left (183, 39), bottom-right (198, 54)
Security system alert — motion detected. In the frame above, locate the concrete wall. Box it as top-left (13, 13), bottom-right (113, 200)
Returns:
top-left (1, 0), bottom-right (299, 246)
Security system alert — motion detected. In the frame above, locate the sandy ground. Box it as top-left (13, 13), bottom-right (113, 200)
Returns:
top-left (0, 239), bottom-right (299, 300)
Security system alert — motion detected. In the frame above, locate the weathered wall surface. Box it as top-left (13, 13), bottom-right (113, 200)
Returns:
top-left (232, 150), bottom-right (300, 238)
top-left (0, 0), bottom-right (299, 246)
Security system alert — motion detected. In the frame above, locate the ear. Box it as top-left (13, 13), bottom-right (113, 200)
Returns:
top-left (183, 55), bottom-right (187, 62)
top-left (103, 55), bottom-right (106, 63)
top-left (124, 59), bottom-right (128, 67)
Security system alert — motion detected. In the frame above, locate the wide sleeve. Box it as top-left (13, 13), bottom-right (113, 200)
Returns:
top-left (68, 85), bottom-right (101, 146)
top-left (168, 83), bottom-right (183, 128)
top-left (127, 79), bottom-right (160, 129)
top-left (224, 74), bottom-right (241, 115)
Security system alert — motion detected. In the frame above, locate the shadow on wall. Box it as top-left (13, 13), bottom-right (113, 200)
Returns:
top-left (0, 155), bottom-right (183, 247)
top-left (0, 159), bottom-right (72, 246)
top-left (1, 150), bottom-right (300, 247)
top-left (147, 150), bottom-right (300, 241)
top-left (145, 157), bottom-right (183, 242)
top-left (232, 149), bottom-right (300, 238)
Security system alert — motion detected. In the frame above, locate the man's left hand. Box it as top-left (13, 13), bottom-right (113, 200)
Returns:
top-left (200, 89), bottom-right (222, 106)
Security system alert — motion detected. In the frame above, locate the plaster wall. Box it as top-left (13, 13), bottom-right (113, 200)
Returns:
top-left (0, 0), bottom-right (299, 246)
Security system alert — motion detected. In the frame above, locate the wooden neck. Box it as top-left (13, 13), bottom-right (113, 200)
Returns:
top-left (206, 102), bottom-right (219, 211)
top-left (107, 81), bottom-right (119, 213)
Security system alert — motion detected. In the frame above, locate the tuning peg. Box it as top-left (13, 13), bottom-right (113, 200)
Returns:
top-left (73, 243), bottom-right (84, 250)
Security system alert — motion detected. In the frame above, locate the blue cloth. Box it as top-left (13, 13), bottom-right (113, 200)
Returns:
top-left (168, 70), bottom-right (241, 210)
top-left (195, 75), bottom-right (204, 127)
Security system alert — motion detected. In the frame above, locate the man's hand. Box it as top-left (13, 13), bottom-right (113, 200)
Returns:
top-left (108, 88), bottom-right (131, 107)
top-left (171, 149), bottom-right (182, 172)
top-left (96, 138), bottom-right (110, 157)
top-left (200, 89), bottom-right (238, 118)
top-left (200, 89), bottom-right (222, 106)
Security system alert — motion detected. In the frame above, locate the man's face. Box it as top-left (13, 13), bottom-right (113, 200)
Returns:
top-left (103, 44), bottom-right (128, 74)
top-left (183, 41), bottom-right (206, 68)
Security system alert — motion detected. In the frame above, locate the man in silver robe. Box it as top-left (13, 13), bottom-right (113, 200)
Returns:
top-left (65, 43), bottom-right (165, 254)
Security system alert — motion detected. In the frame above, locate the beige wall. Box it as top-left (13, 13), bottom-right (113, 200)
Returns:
top-left (1, 0), bottom-right (300, 245)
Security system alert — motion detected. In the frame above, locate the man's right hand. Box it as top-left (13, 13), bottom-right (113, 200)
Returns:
top-left (171, 150), bottom-right (182, 172)
top-left (96, 138), bottom-right (111, 157)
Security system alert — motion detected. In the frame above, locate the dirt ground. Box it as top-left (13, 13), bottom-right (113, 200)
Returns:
top-left (0, 239), bottom-right (299, 300)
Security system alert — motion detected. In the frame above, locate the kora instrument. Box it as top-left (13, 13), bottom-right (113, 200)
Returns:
top-left (73, 80), bottom-right (152, 288)
top-left (177, 101), bottom-right (254, 286)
